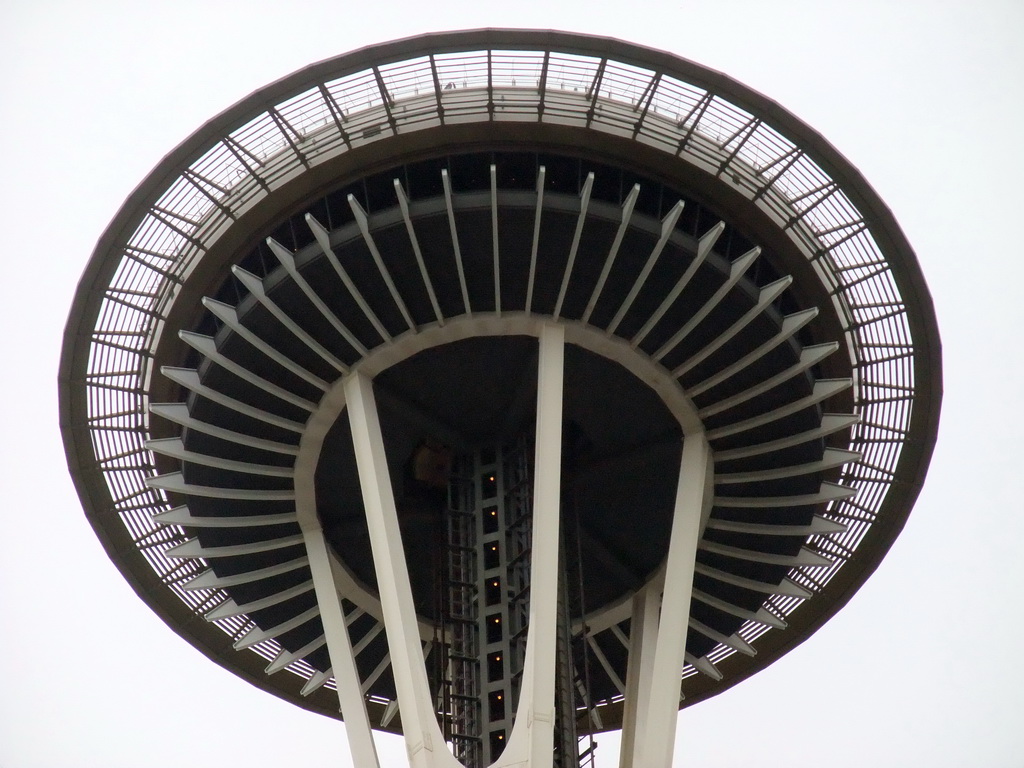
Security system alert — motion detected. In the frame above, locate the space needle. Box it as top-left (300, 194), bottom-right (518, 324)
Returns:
top-left (60, 29), bottom-right (941, 768)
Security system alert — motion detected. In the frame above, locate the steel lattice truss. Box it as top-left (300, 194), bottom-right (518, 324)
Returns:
top-left (61, 30), bottom-right (940, 731)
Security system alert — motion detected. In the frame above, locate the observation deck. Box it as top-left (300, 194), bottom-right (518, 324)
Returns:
top-left (60, 29), bottom-right (941, 766)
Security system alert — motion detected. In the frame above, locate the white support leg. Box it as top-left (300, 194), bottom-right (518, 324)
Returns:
top-left (297, 406), bottom-right (380, 768)
top-left (617, 575), bottom-right (661, 768)
top-left (304, 526), bottom-right (381, 768)
top-left (619, 433), bottom-right (712, 768)
top-left (495, 322), bottom-right (565, 768)
top-left (344, 372), bottom-right (461, 768)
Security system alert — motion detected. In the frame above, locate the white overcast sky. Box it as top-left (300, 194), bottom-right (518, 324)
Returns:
top-left (1, 2), bottom-right (1022, 767)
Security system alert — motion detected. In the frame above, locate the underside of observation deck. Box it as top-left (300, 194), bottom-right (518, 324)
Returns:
top-left (60, 29), bottom-right (941, 749)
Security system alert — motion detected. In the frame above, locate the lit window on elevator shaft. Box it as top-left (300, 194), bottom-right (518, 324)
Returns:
top-left (481, 473), bottom-right (497, 499)
top-left (486, 613), bottom-right (503, 643)
top-left (484, 540), bottom-right (500, 569)
top-left (485, 577), bottom-right (502, 606)
top-left (488, 690), bottom-right (506, 720)
top-left (490, 730), bottom-right (506, 756)
top-left (487, 651), bottom-right (504, 681)
top-left (483, 505), bottom-right (499, 534)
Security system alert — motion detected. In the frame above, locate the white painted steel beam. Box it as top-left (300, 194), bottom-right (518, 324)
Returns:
top-left (688, 618), bottom-right (755, 657)
top-left (231, 267), bottom-right (349, 373)
top-left (587, 635), bottom-right (625, 695)
top-left (150, 402), bottom-right (300, 456)
top-left (697, 342), bottom-right (839, 419)
top-left (268, 614), bottom-right (364, 671)
top-left (607, 200), bottom-right (684, 335)
top-left (620, 433), bottom-right (712, 768)
top-left (362, 653), bottom-right (392, 696)
top-left (200, 298), bottom-right (329, 391)
top-left (378, 697), bottom-right (399, 727)
top-left (306, 213), bottom-right (392, 342)
top-left (441, 168), bottom-right (472, 316)
top-left (714, 448), bottom-right (860, 484)
top-left (690, 588), bottom-right (787, 629)
top-left (704, 515), bottom-right (847, 536)
top-left (289, 346), bottom-right (386, 768)
top-left (266, 634), bottom-right (327, 674)
top-left (304, 524), bottom-right (381, 768)
top-left (652, 246), bottom-right (761, 360)
top-left (160, 368), bottom-right (306, 432)
top-left (490, 163), bottom-right (501, 315)
top-left (178, 331), bottom-right (319, 411)
top-left (351, 622), bottom-right (384, 657)
top-left (688, 307), bottom-right (819, 396)
top-left (146, 437), bottom-right (295, 478)
top-left (553, 172), bottom-right (594, 319)
top-left (180, 557), bottom-right (309, 591)
top-left (301, 669), bottom-right (332, 697)
top-left (631, 220), bottom-right (723, 346)
top-left (347, 195), bottom-right (415, 331)
top-left (693, 563), bottom-right (813, 599)
top-left (165, 533), bottom-right (303, 559)
top-left (671, 278), bottom-right (798, 380)
top-left (582, 183), bottom-right (640, 323)
top-left (698, 540), bottom-right (832, 568)
top-left (205, 579), bottom-right (314, 620)
top-left (525, 165), bottom-right (546, 313)
top-left (706, 379), bottom-right (852, 441)
top-left (685, 653), bottom-right (723, 681)
top-left (394, 179), bottom-right (444, 325)
top-left (153, 505), bottom-right (297, 528)
top-left (494, 323), bottom-right (565, 768)
top-left (713, 413), bottom-right (860, 461)
top-left (671, 275), bottom-right (793, 378)
top-left (618, 582), bottom-right (659, 768)
top-left (609, 622), bottom-right (629, 648)
top-left (146, 471), bottom-right (295, 501)
top-left (266, 237), bottom-right (368, 356)
top-left (234, 604), bottom-right (320, 649)
top-left (715, 481), bottom-right (856, 508)
top-left (343, 371), bottom-right (461, 768)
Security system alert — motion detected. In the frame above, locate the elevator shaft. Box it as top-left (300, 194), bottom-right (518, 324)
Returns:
top-left (444, 439), bottom-right (587, 768)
